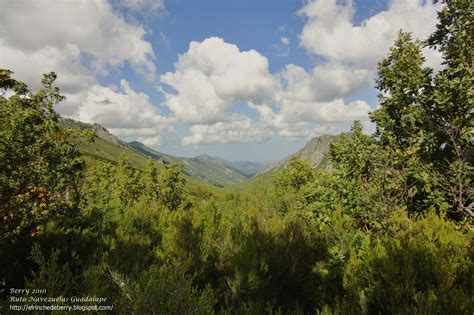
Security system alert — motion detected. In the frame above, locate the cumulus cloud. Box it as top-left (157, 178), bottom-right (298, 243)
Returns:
top-left (298, 0), bottom-right (441, 68)
top-left (159, 35), bottom-right (373, 143)
top-left (248, 103), bottom-right (309, 139)
top-left (250, 97), bottom-right (371, 140)
top-left (78, 80), bottom-right (172, 144)
top-left (160, 37), bottom-right (278, 124)
top-left (181, 115), bottom-right (272, 145)
top-left (279, 63), bottom-right (371, 103)
top-left (0, 0), bottom-right (170, 145)
top-left (2, 0), bottom-right (442, 148)
top-left (0, 0), bottom-right (156, 78)
top-left (278, 99), bottom-right (371, 124)
top-left (253, 0), bottom-right (443, 140)
top-left (0, 40), bottom-right (95, 116)
top-left (0, 0), bottom-right (157, 124)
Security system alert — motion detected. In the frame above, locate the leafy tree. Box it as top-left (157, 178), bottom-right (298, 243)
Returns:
top-left (158, 162), bottom-right (188, 211)
top-left (113, 154), bottom-right (141, 211)
top-left (0, 70), bottom-right (84, 287)
top-left (140, 159), bottom-right (160, 200)
top-left (273, 158), bottom-right (315, 192)
top-left (370, 33), bottom-right (450, 215)
top-left (371, 31), bottom-right (433, 152)
top-left (330, 121), bottom-right (379, 182)
top-left (426, 0), bottom-right (473, 220)
top-left (329, 121), bottom-right (400, 229)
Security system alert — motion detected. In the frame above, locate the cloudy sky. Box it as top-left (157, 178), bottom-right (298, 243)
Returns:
top-left (0, 0), bottom-right (443, 161)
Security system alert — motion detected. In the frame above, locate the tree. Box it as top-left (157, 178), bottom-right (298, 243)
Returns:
top-left (370, 33), bottom-right (450, 215)
top-left (273, 158), bottom-right (315, 192)
top-left (369, 13), bottom-right (473, 219)
top-left (113, 154), bottom-right (140, 211)
top-left (426, 0), bottom-right (473, 219)
top-left (158, 163), bottom-right (188, 211)
top-left (0, 70), bottom-right (84, 242)
top-left (0, 70), bottom-right (84, 287)
top-left (140, 159), bottom-right (159, 200)
top-left (371, 31), bottom-right (433, 153)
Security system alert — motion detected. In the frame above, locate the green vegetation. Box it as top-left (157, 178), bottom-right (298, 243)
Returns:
top-left (64, 117), bottom-right (264, 188)
top-left (1, 1), bottom-right (472, 313)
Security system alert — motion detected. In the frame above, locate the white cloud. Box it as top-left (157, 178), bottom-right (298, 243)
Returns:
top-left (0, 0), bottom-right (169, 146)
top-left (250, 97), bottom-right (371, 139)
top-left (298, 0), bottom-right (441, 68)
top-left (181, 115), bottom-right (272, 145)
top-left (159, 32), bottom-right (170, 47)
top-left (274, 37), bottom-right (291, 57)
top-left (137, 135), bottom-right (166, 147)
top-left (300, 0), bottom-right (440, 67)
top-left (78, 80), bottom-right (172, 143)
top-left (279, 63), bottom-right (371, 103)
top-left (159, 35), bottom-right (373, 143)
top-left (0, 0), bottom-right (156, 79)
top-left (2, 0), bottom-right (441, 148)
top-left (278, 99), bottom-right (371, 124)
top-left (160, 37), bottom-right (278, 124)
top-left (258, 0), bottom-right (443, 140)
top-left (0, 40), bottom-right (95, 116)
top-left (115, 0), bottom-right (165, 14)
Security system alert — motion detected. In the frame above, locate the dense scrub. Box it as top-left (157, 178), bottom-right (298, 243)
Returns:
top-left (1, 1), bottom-right (472, 313)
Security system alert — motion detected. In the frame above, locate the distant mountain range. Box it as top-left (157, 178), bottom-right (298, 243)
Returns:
top-left (128, 141), bottom-right (268, 187)
top-left (62, 118), bottom-right (268, 187)
top-left (62, 118), bottom-right (338, 187)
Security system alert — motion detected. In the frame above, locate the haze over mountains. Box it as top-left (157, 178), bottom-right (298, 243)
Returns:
top-left (63, 118), bottom-right (336, 187)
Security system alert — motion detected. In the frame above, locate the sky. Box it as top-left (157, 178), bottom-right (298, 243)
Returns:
top-left (0, 0), bottom-right (443, 161)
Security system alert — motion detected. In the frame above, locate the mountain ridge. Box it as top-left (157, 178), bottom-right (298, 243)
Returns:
top-left (62, 118), bottom-right (268, 187)
top-left (264, 134), bottom-right (338, 173)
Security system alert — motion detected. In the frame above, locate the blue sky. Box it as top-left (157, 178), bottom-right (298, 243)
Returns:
top-left (1, 0), bottom-right (442, 161)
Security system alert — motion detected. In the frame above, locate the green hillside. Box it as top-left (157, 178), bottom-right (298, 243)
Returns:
top-left (60, 118), bottom-right (221, 196)
top-left (128, 142), bottom-right (253, 187)
top-left (60, 118), bottom-right (264, 188)
top-left (231, 134), bottom-right (339, 192)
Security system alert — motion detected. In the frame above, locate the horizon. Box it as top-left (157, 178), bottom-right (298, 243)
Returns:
top-left (0, 0), bottom-right (443, 161)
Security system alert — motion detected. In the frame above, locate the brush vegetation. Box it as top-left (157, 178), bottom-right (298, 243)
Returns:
top-left (1, 1), bottom-right (473, 313)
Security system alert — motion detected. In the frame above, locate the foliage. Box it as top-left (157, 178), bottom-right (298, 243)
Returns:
top-left (1, 1), bottom-right (473, 313)
top-left (158, 162), bottom-right (189, 211)
top-left (0, 69), bottom-right (84, 289)
top-left (344, 211), bottom-right (473, 314)
top-left (25, 244), bottom-right (76, 297)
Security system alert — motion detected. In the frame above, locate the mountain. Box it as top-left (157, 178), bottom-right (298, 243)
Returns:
top-left (61, 118), bottom-right (266, 187)
top-left (216, 159), bottom-right (270, 177)
top-left (193, 154), bottom-right (269, 177)
top-left (127, 142), bottom-right (246, 187)
top-left (232, 135), bottom-right (339, 192)
top-left (266, 134), bottom-right (338, 171)
top-left (128, 144), bottom-right (267, 187)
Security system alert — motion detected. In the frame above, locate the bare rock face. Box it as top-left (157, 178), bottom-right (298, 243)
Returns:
top-left (60, 118), bottom-right (121, 145)
top-left (295, 135), bottom-right (335, 166)
top-left (91, 123), bottom-right (120, 144)
top-left (265, 135), bottom-right (339, 173)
